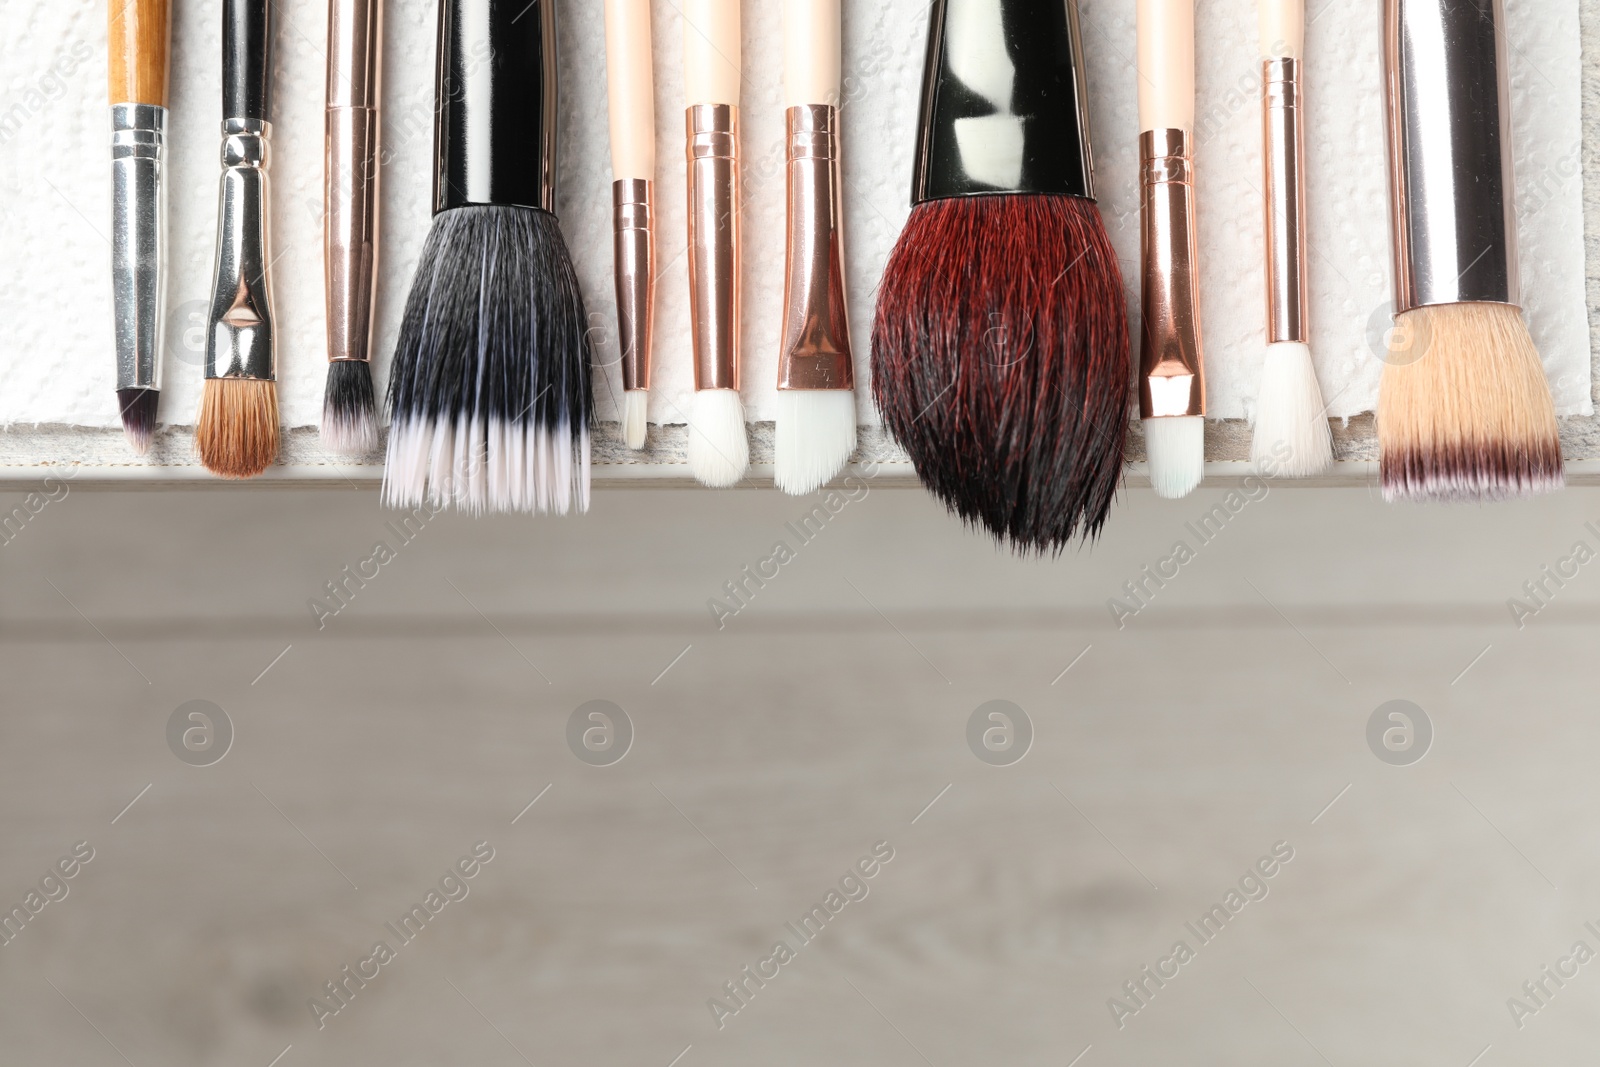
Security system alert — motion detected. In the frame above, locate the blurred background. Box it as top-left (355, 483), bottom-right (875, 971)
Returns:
top-left (1, 476), bottom-right (1597, 1065)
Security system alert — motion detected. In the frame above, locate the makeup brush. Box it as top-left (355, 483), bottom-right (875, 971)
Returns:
top-left (384, 0), bottom-right (592, 515)
top-left (870, 0), bottom-right (1128, 550)
top-left (1379, 0), bottom-right (1561, 501)
top-left (1137, 0), bottom-right (1205, 499)
top-left (198, 0), bottom-right (279, 478)
top-left (684, 0), bottom-right (750, 488)
top-left (109, 0), bottom-right (172, 455)
top-left (321, 0), bottom-right (383, 457)
top-left (1250, 0), bottom-right (1331, 477)
top-left (774, 0), bottom-right (856, 496)
top-left (605, 0), bottom-right (656, 452)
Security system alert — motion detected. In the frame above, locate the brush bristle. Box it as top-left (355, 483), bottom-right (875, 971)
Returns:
top-left (322, 360), bottom-right (379, 457)
top-left (1144, 416), bottom-right (1204, 499)
top-left (623, 390), bottom-right (648, 450)
top-left (1252, 342), bottom-right (1333, 477)
top-left (870, 195), bottom-right (1129, 552)
top-left (384, 205), bottom-right (593, 515)
top-left (1378, 303), bottom-right (1562, 502)
top-left (688, 389), bottom-right (749, 488)
top-left (775, 390), bottom-right (857, 495)
top-left (117, 388), bottom-right (158, 456)
top-left (197, 378), bottom-right (280, 478)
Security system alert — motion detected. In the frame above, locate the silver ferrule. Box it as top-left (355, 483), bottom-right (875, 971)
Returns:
top-left (1385, 0), bottom-right (1517, 312)
top-left (112, 103), bottom-right (167, 393)
top-left (1263, 58), bottom-right (1307, 345)
top-left (777, 104), bottom-right (853, 392)
top-left (206, 117), bottom-right (276, 381)
top-left (613, 178), bottom-right (655, 392)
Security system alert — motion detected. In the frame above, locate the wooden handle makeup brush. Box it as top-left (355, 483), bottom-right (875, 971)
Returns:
top-left (321, 0), bottom-right (384, 457)
top-left (109, 0), bottom-right (172, 455)
top-left (773, 0), bottom-right (856, 496)
top-left (198, 0), bottom-right (279, 478)
top-left (683, 0), bottom-right (750, 488)
top-left (1250, 0), bottom-right (1331, 476)
top-left (605, 0), bottom-right (656, 452)
top-left (1136, 0), bottom-right (1206, 499)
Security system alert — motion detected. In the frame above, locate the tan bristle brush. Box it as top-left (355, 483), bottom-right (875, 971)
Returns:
top-left (197, 0), bottom-right (279, 478)
top-left (1250, 0), bottom-right (1331, 476)
top-left (1379, 0), bottom-right (1561, 501)
top-left (605, 0), bottom-right (656, 452)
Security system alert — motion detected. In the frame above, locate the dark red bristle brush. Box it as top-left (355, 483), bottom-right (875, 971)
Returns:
top-left (870, 0), bottom-right (1128, 552)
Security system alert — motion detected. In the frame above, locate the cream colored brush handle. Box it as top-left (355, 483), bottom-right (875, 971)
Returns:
top-left (605, 0), bottom-right (655, 180)
top-left (1137, 0), bottom-right (1195, 133)
top-left (784, 0), bottom-right (840, 108)
top-left (684, 0), bottom-right (741, 107)
top-left (1259, 0), bottom-right (1304, 60)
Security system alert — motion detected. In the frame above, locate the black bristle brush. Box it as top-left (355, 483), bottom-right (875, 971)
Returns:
top-left (384, 0), bottom-right (592, 514)
top-left (870, 0), bottom-right (1128, 552)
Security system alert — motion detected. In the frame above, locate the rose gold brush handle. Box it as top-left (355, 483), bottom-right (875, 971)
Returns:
top-left (1261, 0), bottom-right (1306, 345)
top-left (1137, 0), bottom-right (1205, 421)
top-left (324, 0), bottom-right (382, 366)
top-left (684, 0), bottom-right (741, 392)
top-left (606, 0), bottom-right (655, 393)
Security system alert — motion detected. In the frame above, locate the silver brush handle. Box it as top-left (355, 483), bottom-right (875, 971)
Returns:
top-left (1385, 0), bottom-right (1517, 312)
top-left (112, 103), bottom-right (167, 393)
top-left (206, 117), bottom-right (276, 381)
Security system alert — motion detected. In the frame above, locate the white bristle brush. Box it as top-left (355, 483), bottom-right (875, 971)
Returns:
top-left (1250, 0), bottom-right (1331, 476)
top-left (605, 0), bottom-right (656, 452)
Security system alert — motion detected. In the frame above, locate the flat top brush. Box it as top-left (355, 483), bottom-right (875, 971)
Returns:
top-left (870, 0), bottom-right (1129, 551)
top-left (322, 0), bottom-right (384, 458)
top-left (684, 0), bottom-right (751, 488)
top-left (1378, 0), bottom-right (1561, 501)
top-left (1136, 0), bottom-right (1206, 500)
top-left (774, 0), bottom-right (857, 496)
top-left (198, 0), bottom-right (280, 478)
top-left (1250, 0), bottom-right (1331, 477)
top-left (605, 0), bottom-right (657, 452)
top-left (109, 0), bottom-right (172, 455)
top-left (384, 0), bottom-right (593, 516)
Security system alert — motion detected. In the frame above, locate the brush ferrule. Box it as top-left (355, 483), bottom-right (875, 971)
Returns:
top-left (613, 178), bottom-right (655, 393)
top-left (206, 117), bottom-right (276, 381)
top-left (1263, 58), bottom-right (1307, 345)
top-left (911, 0), bottom-right (1094, 203)
top-left (1384, 0), bottom-right (1517, 312)
top-left (1139, 128), bottom-right (1205, 420)
top-left (687, 103), bottom-right (741, 392)
top-left (111, 103), bottom-right (167, 393)
top-left (777, 105), bottom-right (853, 392)
top-left (325, 105), bottom-right (380, 364)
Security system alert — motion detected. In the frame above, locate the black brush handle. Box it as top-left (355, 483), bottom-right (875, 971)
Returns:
top-left (911, 0), bottom-right (1095, 203)
top-left (224, 0), bottom-right (272, 121)
top-left (434, 0), bottom-right (558, 213)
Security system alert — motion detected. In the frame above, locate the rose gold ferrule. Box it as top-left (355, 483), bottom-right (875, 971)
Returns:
top-left (687, 103), bottom-right (740, 392)
top-left (1263, 58), bottom-right (1307, 345)
top-left (324, 0), bottom-right (381, 364)
top-left (1139, 127), bottom-right (1206, 421)
top-left (777, 104), bottom-right (853, 392)
top-left (614, 178), bottom-right (655, 392)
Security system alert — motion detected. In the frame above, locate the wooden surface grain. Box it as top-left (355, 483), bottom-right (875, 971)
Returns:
top-left (108, 0), bottom-right (172, 106)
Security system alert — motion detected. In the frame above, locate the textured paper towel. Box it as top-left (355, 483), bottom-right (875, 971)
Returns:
top-left (0, 0), bottom-right (1588, 432)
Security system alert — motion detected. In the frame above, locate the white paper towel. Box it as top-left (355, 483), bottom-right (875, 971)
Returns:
top-left (0, 0), bottom-right (1588, 432)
